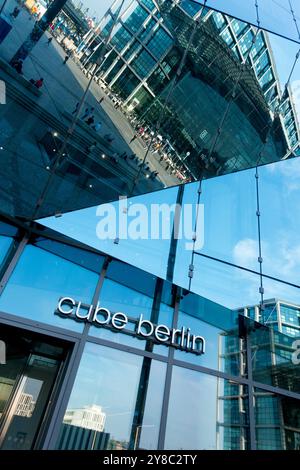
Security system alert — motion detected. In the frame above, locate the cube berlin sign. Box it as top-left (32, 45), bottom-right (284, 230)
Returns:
top-left (56, 297), bottom-right (206, 355)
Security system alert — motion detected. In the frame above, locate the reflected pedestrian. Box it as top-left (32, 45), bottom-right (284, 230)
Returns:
top-left (10, 7), bottom-right (20, 19)
top-left (86, 115), bottom-right (95, 127)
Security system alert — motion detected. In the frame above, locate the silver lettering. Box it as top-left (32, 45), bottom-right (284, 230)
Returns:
top-left (75, 302), bottom-right (93, 320)
top-left (171, 328), bottom-right (181, 345)
top-left (192, 335), bottom-right (205, 354)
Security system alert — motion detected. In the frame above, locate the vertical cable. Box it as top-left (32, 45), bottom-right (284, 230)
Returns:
top-left (188, 179), bottom-right (202, 291)
top-left (254, 0), bottom-right (261, 28)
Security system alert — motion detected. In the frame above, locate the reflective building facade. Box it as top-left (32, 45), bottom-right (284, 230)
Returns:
top-left (93, 0), bottom-right (300, 178)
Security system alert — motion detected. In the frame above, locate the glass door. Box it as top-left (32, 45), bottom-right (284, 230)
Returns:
top-left (0, 325), bottom-right (70, 450)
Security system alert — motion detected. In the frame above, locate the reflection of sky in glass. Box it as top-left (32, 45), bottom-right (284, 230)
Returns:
top-left (195, 0), bottom-right (300, 43)
top-left (40, 186), bottom-right (178, 279)
top-left (174, 310), bottom-right (239, 372)
top-left (64, 343), bottom-right (166, 449)
top-left (83, 0), bottom-right (300, 43)
top-left (89, 278), bottom-right (154, 349)
top-left (37, 1), bottom-right (300, 314)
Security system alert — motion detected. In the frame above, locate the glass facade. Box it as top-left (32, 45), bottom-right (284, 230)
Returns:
top-left (0, 215), bottom-right (299, 450)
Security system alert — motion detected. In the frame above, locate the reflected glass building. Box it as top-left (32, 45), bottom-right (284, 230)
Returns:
top-left (92, 0), bottom-right (299, 178)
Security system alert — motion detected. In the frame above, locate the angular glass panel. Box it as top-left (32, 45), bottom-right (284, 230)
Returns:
top-left (0, 1), bottom-right (298, 222)
top-left (39, 186), bottom-right (179, 279)
top-left (89, 263), bottom-right (175, 355)
top-left (197, 168), bottom-right (258, 269)
top-left (190, 255), bottom-right (262, 309)
top-left (88, 277), bottom-right (154, 349)
top-left (259, 159), bottom-right (300, 286)
top-left (249, 317), bottom-right (300, 394)
top-left (164, 367), bottom-right (249, 449)
top-left (198, 0), bottom-right (300, 43)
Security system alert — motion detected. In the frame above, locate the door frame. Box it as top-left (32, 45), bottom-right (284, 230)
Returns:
top-left (0, 316), bottom-right (80, 450)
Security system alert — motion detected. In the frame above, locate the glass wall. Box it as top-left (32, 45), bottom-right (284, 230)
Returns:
top-left (164, 367), bottom-right (249, 450)
top-left (56, 343), bottom-right (166, 450)
top-left (0, 240), bottom-right (100, 332)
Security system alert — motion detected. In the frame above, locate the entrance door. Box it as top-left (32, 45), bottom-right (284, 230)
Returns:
top-left (0, 324), bottom-right (70, 450)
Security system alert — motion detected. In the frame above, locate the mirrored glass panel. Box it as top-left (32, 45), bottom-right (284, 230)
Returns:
top-left (0, 1), bottom-right (298, 222)
top-left (248, 312), bottom-right (300, 394)
top-left (259, 159), bottom-right (300, 286)
top-left (164, 367), bottom-right (250, 449)
top-left (173, 290), bottom-right (245, 376)
top-left (197, 0), bottom-right (300, 43)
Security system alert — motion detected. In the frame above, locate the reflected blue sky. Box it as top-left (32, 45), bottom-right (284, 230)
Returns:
top-left (197, 0), bottom-right (300, 43)
top-left (66, 343), bottom-right (143, 444)
top-left (164, 368), bottom-right (220, 449)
